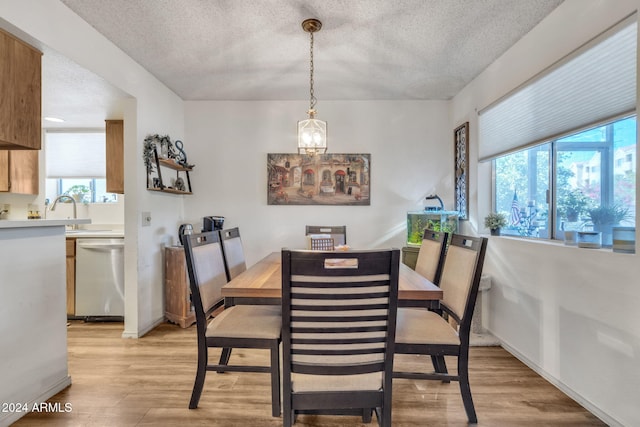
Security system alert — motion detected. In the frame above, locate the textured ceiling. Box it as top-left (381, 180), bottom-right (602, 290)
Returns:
top-left (59, 0), bottom-right (564, 102)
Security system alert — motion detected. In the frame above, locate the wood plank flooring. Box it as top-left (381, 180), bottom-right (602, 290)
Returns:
top-left (14, 321), bottom-right (605, 426)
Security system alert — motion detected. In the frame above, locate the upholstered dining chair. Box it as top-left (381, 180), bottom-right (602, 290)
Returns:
top-left (219, 227), bottom-right (247, 281)
top-left (281, 248), bottom-right (400, 427)
top-left (393, 234), bottom-right (488, 423)
top-left (414, 228), bottom-right (449, 285)
top-left (305, 225), bottom-right (347, 246)
top-left (183, 231), bottom-right (282, 416)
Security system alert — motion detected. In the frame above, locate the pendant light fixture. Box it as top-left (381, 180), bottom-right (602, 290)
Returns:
top-left (297, 18), bottom-right (327, 156)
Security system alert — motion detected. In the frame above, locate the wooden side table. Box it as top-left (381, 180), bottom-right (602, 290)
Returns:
top-left (165, 246), bottom-right (196, 328)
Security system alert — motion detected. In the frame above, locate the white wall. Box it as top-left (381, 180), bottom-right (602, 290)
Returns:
top-left (0, 0), bottom-right (186, 337)
top-left (452, 1), bottom-right (640, 425)
top-left (184, 100), bottom-right (451, 265)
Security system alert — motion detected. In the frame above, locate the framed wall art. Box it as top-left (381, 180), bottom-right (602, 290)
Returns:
top-left (267, 153), bottom-right (370, 205)
top-left (454, 122), bottom-right (469, 220)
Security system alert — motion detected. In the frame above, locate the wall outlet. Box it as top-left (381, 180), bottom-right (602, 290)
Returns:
top-left (141, 211), bottom-right (151, 227)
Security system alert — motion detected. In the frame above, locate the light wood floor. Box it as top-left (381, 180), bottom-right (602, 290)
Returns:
top-left (14, 321), bottom-right (604, 426)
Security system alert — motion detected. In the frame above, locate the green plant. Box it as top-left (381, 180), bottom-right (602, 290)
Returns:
top-left (63, 185), bottom-right (90, 203)
top-left (588, 205), bottom-right (629, 225)
top-left (484, 212), bottom-right (507, 230)
top-left (558, 189), bottom-right (591, 221)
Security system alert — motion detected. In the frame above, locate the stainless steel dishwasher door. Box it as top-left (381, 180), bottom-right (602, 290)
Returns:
top-left (75, 238), bottom-right (125, 318)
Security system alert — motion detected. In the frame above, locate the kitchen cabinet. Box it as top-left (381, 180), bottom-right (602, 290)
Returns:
top-left (105, 119), bottom-right (124, 194)
top-left (0, 28), bottom-right (42, 150)
top-left (66, 238), bottom-right (76, 316)
top-left (164, 246), bottom-right (196, 328)
top-left (0, 149), bottom-right (38, 194)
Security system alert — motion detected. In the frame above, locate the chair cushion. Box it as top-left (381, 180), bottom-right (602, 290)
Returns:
top-left (395, 308), bottom-right (460, 345)
top-left (292, 372), bottom-right (383, 393)
top-left (206, 305), bottom-right (281, 339)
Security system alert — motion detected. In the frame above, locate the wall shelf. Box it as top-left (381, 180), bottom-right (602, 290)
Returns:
top-left (147, 146), bottom-right (193, 194)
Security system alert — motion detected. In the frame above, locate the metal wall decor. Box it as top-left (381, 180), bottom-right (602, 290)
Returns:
top-left (268, 153), bottom-right (370, 205)
top-left (454, 122), bottom-right (469, 220)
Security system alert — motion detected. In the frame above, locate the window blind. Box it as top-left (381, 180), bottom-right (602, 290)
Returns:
top-left (46, 131), bottom-right (106, 178)
top-left (478, 17), bottom-right (637, 162)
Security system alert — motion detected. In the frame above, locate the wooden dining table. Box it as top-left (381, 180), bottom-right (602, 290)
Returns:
top-left (221, 251), bottom-right (443, 309)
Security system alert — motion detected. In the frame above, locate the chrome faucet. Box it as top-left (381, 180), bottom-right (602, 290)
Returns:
top-left (50, 195), bottom-right (78, 229)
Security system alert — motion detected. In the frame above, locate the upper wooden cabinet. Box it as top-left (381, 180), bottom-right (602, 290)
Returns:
top-left (0, 149), bottom-right (39, 194)
top-left (0, 28), bottom-right (42, 150)
top-left (105, 119), bottom-right (124, 194)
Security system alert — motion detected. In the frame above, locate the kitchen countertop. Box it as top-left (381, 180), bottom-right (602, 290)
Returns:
top-left (65, 229), bottom-right (124, 238)
top-left (0, 220), bottom-right (124, 238)
top-left (0, 219), bottom-right (91, 229)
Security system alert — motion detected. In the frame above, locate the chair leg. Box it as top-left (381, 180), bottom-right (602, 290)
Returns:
top-left (189, 345), bottom-right (208, 409)
top-left (216, 347), bottom-right (232, 373)
top-left (362, 408), bottom-right (372, 423)
top-left (270, 342), bottom-right (281, 417)
top-left (458, 354), bottom-right (477, 423)
top-left (283, 408), bottom-right (293, 427)
top-left (431, 355), bottom-right (450, 383)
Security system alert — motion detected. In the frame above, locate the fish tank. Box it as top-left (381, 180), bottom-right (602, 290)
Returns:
top-left (406, 210), bottom-right (459, 245)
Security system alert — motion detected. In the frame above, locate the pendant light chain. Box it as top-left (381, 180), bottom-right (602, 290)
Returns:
top-left (309, 31), bottom-right (317, 112)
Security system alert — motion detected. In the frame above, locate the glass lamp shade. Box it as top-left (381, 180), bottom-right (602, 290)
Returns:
top-left (297, 118), bottom-right (327, 155)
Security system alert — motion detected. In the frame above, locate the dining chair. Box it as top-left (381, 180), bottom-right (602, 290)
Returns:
top-left (393, 234), bottom-right (488, 423)
top-left (183, 231), bottom-right (282, 416)
top-left (305, 225), bottom-right (347, 246)
top-left (414, 228), bottom-right (449, 285)
top-left (281, 248), bottom-right (400, 427)
top-left (309, 236), bottom-right (335, 250)
top-left (219, 227), bottom-right (247, 281)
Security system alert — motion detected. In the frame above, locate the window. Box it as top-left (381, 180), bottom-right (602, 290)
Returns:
top-left (45, 131), bottom-right (117, 204)
top-left (494, 116), bottom-right (636, 240)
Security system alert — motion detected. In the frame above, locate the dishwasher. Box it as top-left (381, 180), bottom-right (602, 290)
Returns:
top-left (75, 238), bottom-right (125, 320)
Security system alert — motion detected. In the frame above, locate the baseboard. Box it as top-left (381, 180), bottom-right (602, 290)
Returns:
top-left (496, 336), bottom-right (621, 427)
top-left (121, 316), bottom-right (165, 339)
top-left (0, 375), bottom-right (71, 427)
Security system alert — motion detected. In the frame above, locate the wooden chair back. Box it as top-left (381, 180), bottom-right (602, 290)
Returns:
top-left (219, 227), bottom-right (247, 281)
top-left (414, 228), bottom-right (448, 284)
top-left (183, 231), bottom-right (228, 327)
top-left (281, 248), bottom-right (400, 426)
top-left (438, 234), bottom-right (488, 340)
top-left (305, 225), bottom-right (347, 246)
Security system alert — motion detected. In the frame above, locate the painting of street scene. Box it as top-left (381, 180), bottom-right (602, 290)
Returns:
top-left (268, 153), bottom-right (370, 205)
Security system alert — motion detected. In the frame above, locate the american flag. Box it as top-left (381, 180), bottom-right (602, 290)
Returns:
top-left (510, 191), bottom-right (521, 226)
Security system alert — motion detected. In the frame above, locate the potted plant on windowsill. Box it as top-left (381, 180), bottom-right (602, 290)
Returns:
top-left (484, 212), bottom-right (508, 236)
top-left (588, 205), bottom-right (629, 247)
top-left (558, 189), bottom-right (590, 222)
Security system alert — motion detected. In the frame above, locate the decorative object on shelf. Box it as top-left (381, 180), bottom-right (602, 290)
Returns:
top-left (267, 153), bottom-right (369, 205)
top-left (173, 140), bottom-right (194, 168)
top-left (174, 177), bottom-right (186, 192)
top-left (454, 122), bottom-right (469, 220)
top-left (484, 212), bottom-right (507, 236)
top-left (297, 18), bottom-right (327, 156)
top-left (588, 204), bottom-right (629, 247)
top-left (425, 194), bottom-right (444, 211)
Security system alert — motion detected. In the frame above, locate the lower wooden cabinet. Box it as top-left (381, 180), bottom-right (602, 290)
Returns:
top-left (401, 246), bottom-right (420, 270)
top-left (165, 246), bottom-right (196, 328)
top-left (66, 238), bottom-right (75, 316)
